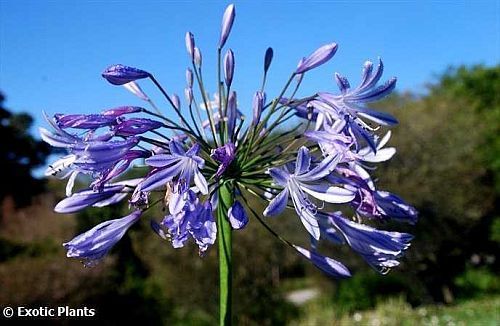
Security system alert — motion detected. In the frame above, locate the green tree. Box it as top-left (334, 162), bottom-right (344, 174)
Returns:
top-left (0, 92), bottom-right (52, 208)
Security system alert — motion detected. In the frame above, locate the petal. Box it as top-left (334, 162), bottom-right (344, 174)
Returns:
top-left (295, 147), bottom-right (311, 175)
top-left (297, 153), bottom-right (341, 182)
top-left (145, 154), bottom-right (179, 167)
top-left (268, 168), bottom-right (289, 186)
top-left (301, 183), bottom-right (355, 203)
top-left (169, 140), bottom-right (186, 156)
top-left (194, 170), bottom-right (208, 195)
top-left (293, 245), bottom-right (351, 278)
top-left (263, 188), bottom-right (289, 217)
top-left (140, 162), bottom-right (183, 192)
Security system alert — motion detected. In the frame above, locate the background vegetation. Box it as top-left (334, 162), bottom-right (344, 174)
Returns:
top-left (0, 65), bottom-right (498, 324)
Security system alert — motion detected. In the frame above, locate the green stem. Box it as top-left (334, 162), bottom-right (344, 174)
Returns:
top-left (217, 182), bottom-right (233, 326)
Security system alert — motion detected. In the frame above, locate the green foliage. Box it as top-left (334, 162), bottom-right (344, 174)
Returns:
top-left (373, 64), bottom-right (500, 303)
top-left (294, 295), bottom-right (500, 325)
top-left (333, 270), bottom-right (412, 312)
top-left (454, 266), bottom-right (500, 298)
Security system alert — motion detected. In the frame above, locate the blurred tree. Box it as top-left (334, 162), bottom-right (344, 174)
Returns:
top-left (0, 92), bottom-right (52, 209)
top-left (374, 65), bottom-right (500, 304)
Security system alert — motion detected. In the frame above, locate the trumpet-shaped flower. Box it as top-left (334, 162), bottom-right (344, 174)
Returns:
top-left (264, 147), bottom-right (355, 239)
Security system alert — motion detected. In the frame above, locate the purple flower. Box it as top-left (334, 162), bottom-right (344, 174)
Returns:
top-left (64, 210), bottom-right (142, 266)
top-left (228, 201), bottom-right (248, 230)
top-left (296, 43), bottom-right (338, 74)
top-left (373, 191), bottom-right (419, 224)
top-left (326, 212), bottom-right (413, 273)
top-left (224, 49), bottom-right (235, 87)
top-left (55, 184), bottom-right (127, 213)
top-left (219, 4), bottom-right (235, 48)
top-left (211, 143), bottom-right (236, 178)
top-left (102, 64), bottom-right (150, 85)
top-left (154, 190), bottom-right (216, 254)
top-left (40, 125), bottom-right (139, 174)
top-left (293, 245), bottom-right (351, 278)
top-left (263, 147), bottom-right (355, 239)
top-left (140, 141), bottom-right (208, 194)
top-left (317, 59), bottom-right (398, 127)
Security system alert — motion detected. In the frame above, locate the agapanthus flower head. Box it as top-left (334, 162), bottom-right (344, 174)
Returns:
top-left (42, 4), bottom-right (416, 282)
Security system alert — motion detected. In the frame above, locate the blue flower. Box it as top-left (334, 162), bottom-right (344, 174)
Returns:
top-left (153, 190), bottom-right (216, 255)
top-left (317, 59), bottom-right (398, 127)
top-left (264, 147), bottom-right (355, 239)
top-left (325, 212), bottom-right (413, 273)
top-left (64, 210), bottom-right (142, 266)
top-left (139, 140), bottom-right (208, 194)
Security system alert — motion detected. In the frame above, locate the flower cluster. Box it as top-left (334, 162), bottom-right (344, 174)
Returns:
top-left (42, 4), bottom-right (417, 276)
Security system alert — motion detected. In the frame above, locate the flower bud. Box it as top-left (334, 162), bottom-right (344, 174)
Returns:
top-left (264, 47), bottom-right (273, 73)
top-left (295, 43), bottom-right (338, 74)
top-left (219, 4), bottom-right (235, 48)
top-left (185, 32), bottom-right (195, 60)
top-left (186, 68), bottom-right (193, 88)
top-left (252, 91), bottom-right (266, 125)
top-left (102, 64), bottom-right (150, 85)
top-left (194, 47), bottom-right (202, 67)
top-left (224, 49), bottom-right (235, 87)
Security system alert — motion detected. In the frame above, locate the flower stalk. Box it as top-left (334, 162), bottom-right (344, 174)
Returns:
top-left (217, 181), bottom-right (233, 325)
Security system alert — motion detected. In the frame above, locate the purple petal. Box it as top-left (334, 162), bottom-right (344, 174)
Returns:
top-left (169, 140), bottom-right (186, 156)
top-left (335, 72), bottom-right (351, 94)
top-left (295, 147), bottom-right (311, 175)
top-left (293, 245), bottom-right (351, 278)
top-left (296, 43), bottom-right (338, 74)
top-left (101, 106), bottom-right (143, 117)
top-left (268, 168), bottom-right (290, 186)
top-left (263, 188), bottom-right (289, 217)
top-left (55, 185), bottom-right (125, 213)
top-left (140, 162), bottom-right (184, 192)
top-left (145, 154), bottom-right (179, 167)
top-left (114, 118), bottom-right (163, 136)
top-left (54, 114), bottom-right (117, 129)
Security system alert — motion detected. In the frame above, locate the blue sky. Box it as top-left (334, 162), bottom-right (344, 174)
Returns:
top-left (0, 0), bottom-right (498, 129)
